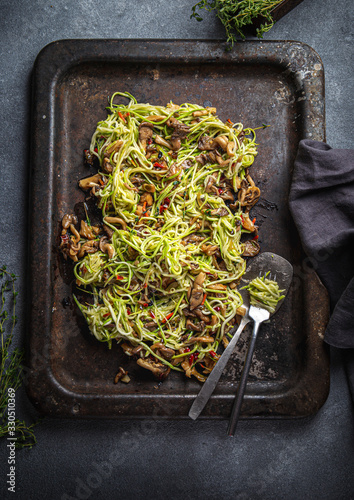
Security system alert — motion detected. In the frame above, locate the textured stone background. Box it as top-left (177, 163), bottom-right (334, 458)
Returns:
top-left (0, 1), bottom-right (353, 499)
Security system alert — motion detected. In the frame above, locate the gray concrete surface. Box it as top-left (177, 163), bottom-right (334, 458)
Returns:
top-left (0, 0), bottom-right (353, 499)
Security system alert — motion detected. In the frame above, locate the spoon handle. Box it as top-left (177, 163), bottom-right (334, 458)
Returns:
top-left (227, 319), bottom-right (261, 436)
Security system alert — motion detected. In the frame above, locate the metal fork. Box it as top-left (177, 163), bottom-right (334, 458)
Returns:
top-left (227, 271), bottom-right (279, 436)
top-left (227, 302), bottom-right (270, 436)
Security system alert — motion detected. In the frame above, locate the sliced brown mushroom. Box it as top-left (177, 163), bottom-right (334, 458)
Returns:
top-left (165, 162), bottom-right (182, 179)
top-left (103, 217), bottom-right (127, 230)
top-left (186, 319), bottom-right (206, 332)
top-left (114, 367), bottom-right (127, 384)
top-left (139, 122), bottom-right (154, 150)
top-left (136, 357), bottom-right (171, 380)
top-left (151, 343), bottom-right (175, 360)
top-left (146, 115), bottom-right (167, 122)
top-left (142, 183), bottom-right (156, 193)
top-left (226, 141), bottom-right (236, 157)
top-left (130, 175), bottom-right (145, 187)
top-left (62, 239), bottom-right (81, 262)
top-left (69, 224), bottom-right (80, 244)
top-left (139, 192), bottom-right (153, 206)
top-left (213, 135), bottom-right (228, 151)
top-left (169, 121), bottom-right (191, 151)
top-left (207, 283), bottom-right (227, 291)
top-left (144, 321), bottom-right (158, 331)
top-left (194, 272), bottom-right (206, 287)
top-left (241, 213), bottom-right (256, 232)
top-left (104, 140), bottom-right (123, 157)
top-left (218, 188), bottom-right (234, 201)
top-left (189, 272), bottom-right (206, 310)
top-left (192, 107), bottom-right (216, 117)
top-left (215, 152), bottom-right (231, 168)
top-left (242, 240), bottom-right (261, 257)
top-left (200, 355), bottom-right (218, 374)
top-left (205, 173), bottom-right (218, 193)
top-left (210, 207), bottom-right (229, 217)
top-left (198, 135), bottom-right (216, 151)
top-left (242, 186), bottom-right (261, 210)
top-left (200, 244), bottom-right (219, 256)
top-left (180, 360), bottom-right (206, 382)
top-left (78, 239), bottom-right (99, 258)
top-left (102, 157), bottom-right (113, 174)
top-left (193, 308), bottom-right (211, 323)
top-left (158, 346), bottom-right (175, 360)
top-left (155, 134), bottom-right (172, 149)
top-left (121, 343), bottom-right (135, 356)
top-left (62, 213), bottom-right (78, 230)
top-left (99, 237), bottom-right (114, 259)
top-left (79, 174), bottom-right (104, 190)
top-left (184, 335), bottom-right (214, 344)
top-left (182, 234), bottom-right (205, 245)
top-left (210, 315), bottom-right (218, 328)
top-left (80, 220), bottom-right (95, 240)
top-left (195, 153), bottom-right (209, 165)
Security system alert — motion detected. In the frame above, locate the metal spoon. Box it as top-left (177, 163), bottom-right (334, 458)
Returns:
top-left (188, 252), bottom-right (292, 422)
top-left (227, 252), bottom-right (293, 436)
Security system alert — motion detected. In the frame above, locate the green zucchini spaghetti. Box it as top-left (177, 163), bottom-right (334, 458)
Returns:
top-left (59, 92), bottom-right (262, 382)
top-left (244, 273), bottom-right (285, 314)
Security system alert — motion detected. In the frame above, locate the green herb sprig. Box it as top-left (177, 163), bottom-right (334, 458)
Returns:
top-left (191, 0), bottom-right (283, 45)
top-left (0, 266), bottom-right (37, 449)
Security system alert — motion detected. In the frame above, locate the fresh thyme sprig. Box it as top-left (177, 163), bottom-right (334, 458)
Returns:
top-left (0, 266), bottom-right (37, 449)
top-left (191, 0), bottom-right (283, 45)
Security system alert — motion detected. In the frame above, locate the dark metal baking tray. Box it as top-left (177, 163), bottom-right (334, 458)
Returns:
top-left (27, 39), bottom-right (329, 418)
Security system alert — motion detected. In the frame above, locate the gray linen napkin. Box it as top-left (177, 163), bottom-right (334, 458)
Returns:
top-left (289, 139), bottom-right (354, 400)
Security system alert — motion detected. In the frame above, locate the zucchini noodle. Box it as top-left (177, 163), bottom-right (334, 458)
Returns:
top-left (60, 92), bottom-right (262, 382)
top-left (243, 273), bottom-right (285, 314)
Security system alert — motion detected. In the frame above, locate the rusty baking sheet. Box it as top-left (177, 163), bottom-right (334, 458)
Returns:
top-left (27, 39), bottom-right (329, 418)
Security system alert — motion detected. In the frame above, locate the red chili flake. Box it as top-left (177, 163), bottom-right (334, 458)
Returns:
top-left (159, 197), bottom-right (171, 214)
top-left (184, 347), bottom-right (191, 353)
top-left (214, 306), bottom-right (221, 312)
top-left (227, 119), bottom-right (233, 124)
top-left (209, 350), bottom-right (217, 358)
top-left (252, 235), bottom-right (259, 240)
top-left (116, 275), bottom-right (124, 280)
top-left (61, 234), bottom-right (69, 244)
top-left (162, 312), bottom-right (173, 324)
top-left (94, 147), bottom-right (98, 152)
top-left (103, 313), bottom-right (110, 318)
top-left (201, 293), bottom-right (207, 306)
top-left (149, 311), bottom-right (155, 319)
top-left (127, 309), bottom-right (131, 315)
top-left (189, 352), bottom-right (199, 365)
top-left (218, 188), bottom-right (223, 194)
top-left (252, 217), bottom-right (256, 224)
top-left (143, 283), bottom-right (148, 288)
top-left (240, 214), bottom-right (245, 224)
top-left (147, 138), bottom-right (153, 145)
top-left (125, 112), bottom-right (130, 117)
top-left (143, 303), bottom-right (149, 308)
top-left (153, 161), bottom-right (166, 169)
top-left (118, 111), bottom-right (126, 123)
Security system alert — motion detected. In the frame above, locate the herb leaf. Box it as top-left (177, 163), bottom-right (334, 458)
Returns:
top-left (191, 0), bottom-right (283, 45)
top-left (0, 266), bottom-right (38, 449)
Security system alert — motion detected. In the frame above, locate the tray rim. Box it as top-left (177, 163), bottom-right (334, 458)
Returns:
top-left (27, 38), bottom-right (329, 419)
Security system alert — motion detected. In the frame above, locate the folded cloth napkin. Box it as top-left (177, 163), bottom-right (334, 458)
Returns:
top-left (289, 139), bottom-right (354, 400)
